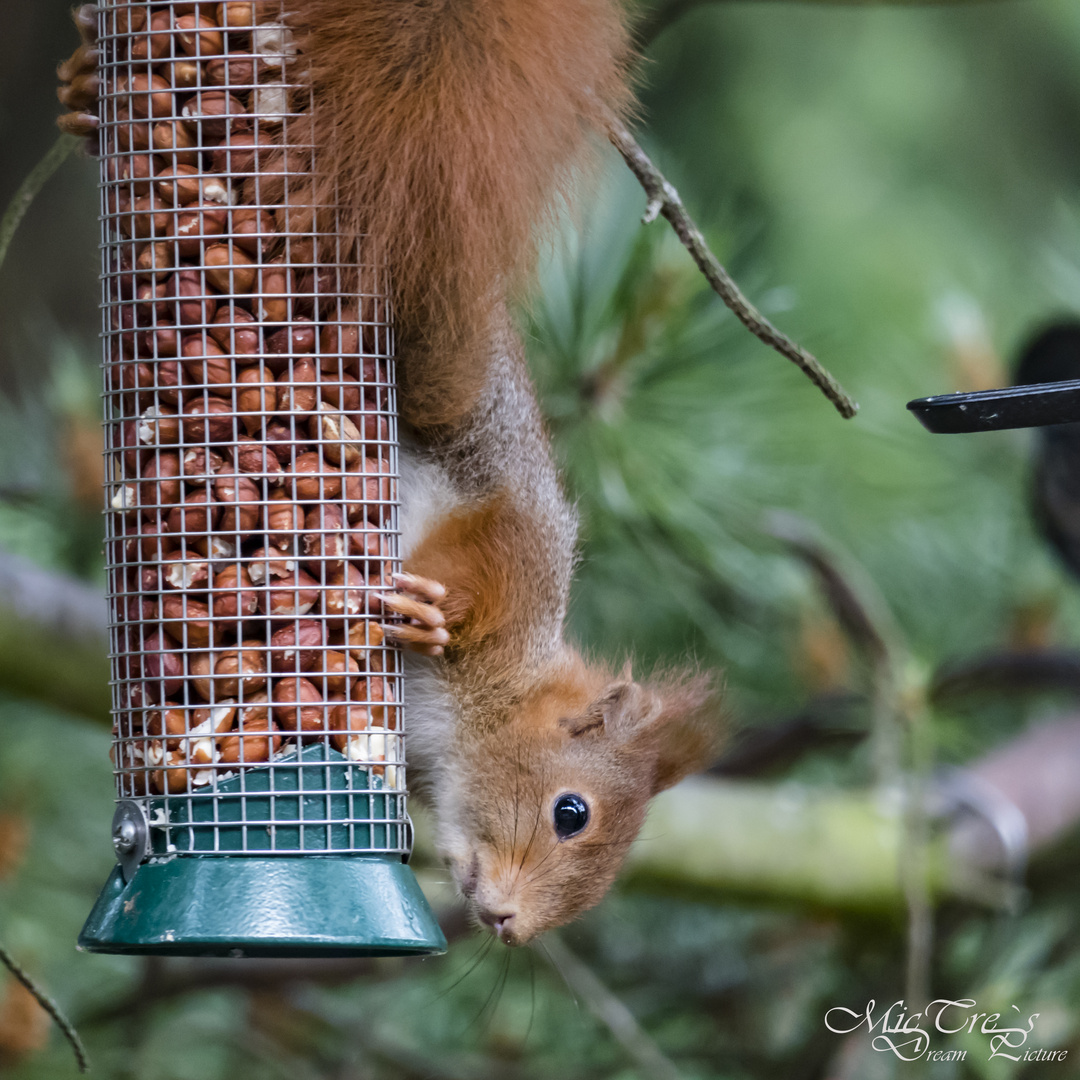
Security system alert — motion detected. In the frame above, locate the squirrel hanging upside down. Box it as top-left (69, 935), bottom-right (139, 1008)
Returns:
top-left (58, 0), bottom-right (721, 947)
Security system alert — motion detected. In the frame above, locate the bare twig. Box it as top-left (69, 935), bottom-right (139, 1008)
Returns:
top-left (0, 941), bottom-right (89, 1073)
top-left (606, 116), bottom-right (858, 419)
top-left (539, 932), bottom-right (685, 1080)
top-left (0, 134), bottom-right (79, 275)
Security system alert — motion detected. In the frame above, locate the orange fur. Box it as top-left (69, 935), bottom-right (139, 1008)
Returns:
top-left (405, 491), bottom-right (544, 666)
top-left (291, 0), bottom-right (634, 429)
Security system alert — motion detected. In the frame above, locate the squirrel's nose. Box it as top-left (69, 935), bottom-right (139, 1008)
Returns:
top-left (478, 908), bottom-right (518, 944)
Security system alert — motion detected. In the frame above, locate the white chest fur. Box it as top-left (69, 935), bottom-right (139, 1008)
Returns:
top-left (396, 446), bottom-right (460, 784)
top-left (397, 446), bottom-right (463, 562)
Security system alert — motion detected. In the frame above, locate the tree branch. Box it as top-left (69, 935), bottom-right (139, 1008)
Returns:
top-left (0, 941), bottom-right (88, 1073)
top-left (606, 116), bottom-right (859, 419)
top-left (0, 135), bottom-right (79, 276)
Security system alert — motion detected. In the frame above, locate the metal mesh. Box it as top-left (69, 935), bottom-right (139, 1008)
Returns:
top-left (98, 0), bottom-right (408, 857)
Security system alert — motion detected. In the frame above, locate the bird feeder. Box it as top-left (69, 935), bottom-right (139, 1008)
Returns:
top-left (79, 0), bottom-right (445, 957)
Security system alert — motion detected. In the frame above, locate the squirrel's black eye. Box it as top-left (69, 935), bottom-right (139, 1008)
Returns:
top-left (553, 793), bottom-right (589, 839)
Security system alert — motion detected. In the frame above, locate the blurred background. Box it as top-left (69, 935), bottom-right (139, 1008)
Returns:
top-left (4, 0), bottom-right (1080, 1076)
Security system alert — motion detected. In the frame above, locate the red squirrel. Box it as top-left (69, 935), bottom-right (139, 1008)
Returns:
top-left (58, 0), bottom-right (721, 947)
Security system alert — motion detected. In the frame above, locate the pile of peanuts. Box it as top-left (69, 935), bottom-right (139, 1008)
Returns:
top-left (101, 1), bottom-right (402, 799)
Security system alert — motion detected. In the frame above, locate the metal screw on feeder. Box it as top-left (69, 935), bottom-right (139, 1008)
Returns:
top-left (78, 0), bottom-right (445, 957)
top-left (112, 815), bottom-right (138, 855)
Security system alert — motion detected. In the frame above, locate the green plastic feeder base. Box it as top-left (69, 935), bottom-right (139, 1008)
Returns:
top-left (78, 854), bottom-right (447, 957)
top-left (79, 745), bottom-right (445, 956)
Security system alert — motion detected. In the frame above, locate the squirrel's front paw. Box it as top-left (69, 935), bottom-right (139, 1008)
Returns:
top-left (57, 5), bottom-right (100, 147)
top-left (379, 573), bottom-right (450, 657)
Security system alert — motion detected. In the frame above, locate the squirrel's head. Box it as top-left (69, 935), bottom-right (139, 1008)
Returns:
top-left (437, 662), bottom-right (721, 946)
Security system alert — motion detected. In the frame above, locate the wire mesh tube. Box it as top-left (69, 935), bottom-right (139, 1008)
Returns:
top-left (99, 0), bottom-right (407, 861)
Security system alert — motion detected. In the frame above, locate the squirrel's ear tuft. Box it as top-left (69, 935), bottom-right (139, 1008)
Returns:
top-left (633, 672), bottom-right (724, 795)
top-left (560, 669), bottom-right (723, 781)
top-left (559, 676), bottom-right (638, 737)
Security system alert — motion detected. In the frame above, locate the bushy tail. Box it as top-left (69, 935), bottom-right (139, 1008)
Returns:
top-left (292, 0), bottom-right (634, 430)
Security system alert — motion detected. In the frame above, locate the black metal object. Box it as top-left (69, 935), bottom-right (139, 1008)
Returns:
top-left (908, 322), bottom-right (1080, 433)
top-left (909, 323), bottom-right (1080, 581)
top-left (908, 380), bottom-right (1080, 433)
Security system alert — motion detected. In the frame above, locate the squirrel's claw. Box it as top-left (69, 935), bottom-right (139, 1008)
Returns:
top-left (57, 111), bottom-right (99, 138)
top-left (57, 43), bottom-right (98, 86)
top-left (391, 572), bottom-right (446, 603)
top-left (379, 573), bottom-right (450, 656)
top-left (381, 622), bottom-right (450, 656)
top-left (57, 15), bottom-right (100, 152)
top-left (71, 4), bottom-right (99, 44)
top-left (57, 72), bottom-right (100, 112)
top-left (380, 591), bottom-right (446, 627)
